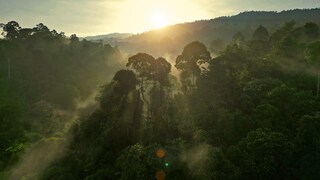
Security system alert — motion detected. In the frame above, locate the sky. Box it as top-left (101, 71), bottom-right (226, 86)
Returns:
top-left (0, 0), bottom-right (319, 37)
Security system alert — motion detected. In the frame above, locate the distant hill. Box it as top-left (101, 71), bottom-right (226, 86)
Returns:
top-left (96, 8), bottom-right (320, 61)
top-left (84, 33), bottom-right (133, 43)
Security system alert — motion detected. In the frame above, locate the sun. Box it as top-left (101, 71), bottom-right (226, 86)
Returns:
top-left (151, 11), bottom-right (168, 29)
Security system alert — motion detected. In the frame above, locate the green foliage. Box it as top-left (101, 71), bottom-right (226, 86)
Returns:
top-left (85, 169), bottom-right (112, 180)
top-left (0, 21), bottom-right (124, 177)
top-left (116, 144), bottom-right (150, 180)
top-left (0, 21), bottom-right (21, 40)
top-left (126, 53), bottom-right (171, 86)
top-left (231, 32), bottom-right (245, 47)
top-left (209, 38), bottom-right (225, 54)
top-left (112, 69), bottom-right (139, 94)
top-left (270, 21), bottom-right (296, 45)
top-left (3, 19), bottom-right (320, 179)
top-left (127, 53), bottom-right (155, 80)
top-left (175, 41), bottom-right (211, 89)
top-left (304, 22), bottom-right (319, 39)
top-left (235, 129), bottom-right (294, 179)
top-left (295, 114), bottom-right (320, 178)
top-left (252, 25), bottom-right (269, 41)
top-left (305, 41), bottom-right (320, 64)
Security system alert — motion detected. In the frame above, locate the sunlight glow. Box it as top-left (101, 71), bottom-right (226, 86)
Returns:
top-left (151, 11), bottom-right (168, 29)
top-left (110, 0), bottom-right (210, 34)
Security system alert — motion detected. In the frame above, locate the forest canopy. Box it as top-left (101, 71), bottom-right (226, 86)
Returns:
top-left (1, 16), bottom-right (320, 180)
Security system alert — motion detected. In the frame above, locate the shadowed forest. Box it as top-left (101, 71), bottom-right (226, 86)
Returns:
top-left (1, 9), bottom-right (320, 180)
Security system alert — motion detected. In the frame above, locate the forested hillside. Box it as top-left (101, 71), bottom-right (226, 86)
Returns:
top-left (110, 9), bottom-right (320, 58)
top-left (41, 22), bottom-right (320, 179)
top-left (1, 10), bottom-right (320, 180)
top-left (0, 21), bottom-right (124, 179)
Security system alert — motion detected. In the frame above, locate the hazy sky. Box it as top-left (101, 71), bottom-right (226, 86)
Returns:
top-left (0, 0), bottom-right (319, 36)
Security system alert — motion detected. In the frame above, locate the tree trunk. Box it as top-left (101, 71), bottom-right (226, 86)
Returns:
top-left (8, 58), bottom-right (11, 78)
top-left (140, 80), bottom-right (150, 120)
top-left (192, 69), bottom-right (195, 86)
top-left (317, 71), bottom-right (320, 97)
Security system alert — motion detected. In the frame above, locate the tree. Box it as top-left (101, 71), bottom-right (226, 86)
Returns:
top-left (153, 57), bottom-right (171, 87)
top-left (248, 26), bottom-right (271, 57)
top-left (210, 38), bottom-right (225, 54)
top-left (126, 53), bottom-right (156, 119)
top-left (70, 34), bottom-right (79, 44)
top-left (306, 41), bottom-right (320, 63)
top-left (269, 21), bottom-right (296, 45)
top-left (151, 57), bottom-right (171, 111)
top-left (99, 69), bottom-right (139, 111)
top-left (116, 144), bottom-right (150, 180)
top-left (126, 53), bottom-right (171, 120)
top-left (304, 22), bottom-right (319, 39)
top-left (231, 32), bottom-right (245, 47)
top-left (0, 21), bottom-right (21, 40)
top-left (305, 41), bottom-right (320, 96)
top-left (33, 23), bottom-right (50, 33)
top-left (127, 53), bottom-right (155, 81)
top-left (18, 28), bottom-right (33, 40)
top-left (113, 70), bottom-right (139, 92)
top-left (253, 25), bottom-right (269, 41)
top-left (296, 114), bottom-right (320, 178)
top-left (236, 129), bottom-right (294, 179)
top-left (175, 41), bottom-right (211, 88)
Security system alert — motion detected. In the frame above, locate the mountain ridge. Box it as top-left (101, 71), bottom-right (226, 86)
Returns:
top-left (84, 33), bottom-right (133, 42)
top-left (87, 8), bottom-right (320, 60)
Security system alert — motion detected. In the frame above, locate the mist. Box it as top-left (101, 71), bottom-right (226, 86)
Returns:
top-left (8, 91), bottom-right (98, 180)
top-left (1, 7), bottom-right (320, 180)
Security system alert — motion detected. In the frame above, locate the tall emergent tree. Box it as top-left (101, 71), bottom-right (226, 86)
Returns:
top-left (175, 41), bottom-right (211, 91)
top-left (126, 53), bottom-right (171, 119)
top-left (0, 21), bottom-right (21, 40)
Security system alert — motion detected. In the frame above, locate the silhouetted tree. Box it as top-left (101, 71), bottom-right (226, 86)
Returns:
top-left (253, 25), bottom-right (269, 41)
top-left (113, 69), bottom-right (139, 94)
top-left (296, 114), bottom-right (320, 178)
top-left (126, 53), bottom-right (155, 119)
top-left (153, 57), bottom-right (171, 87)
top-left (70, 34), bottom-right (79, 44)
top-left (270, 21), bottom-right (296, 45)
top-left (127, 53), bottom-right (171, 119)
top-left (1, 21), bottom-right (21, 40)
top-left (231, 32), bottom-right (245, 47)
top-left (304, 22), bottom-right (319, 39)
top-left (175, 41), bottom-right (211, 90)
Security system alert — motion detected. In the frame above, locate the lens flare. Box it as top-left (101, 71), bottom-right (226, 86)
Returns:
top-left (155, 170), bottom-right (166, 180)
top-left (156, 148), bottom-right (166, 158)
